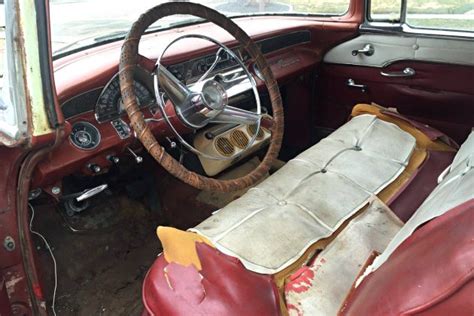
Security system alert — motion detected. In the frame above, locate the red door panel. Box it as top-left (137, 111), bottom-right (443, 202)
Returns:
top-left (317, 61), bottom-right (474, 144)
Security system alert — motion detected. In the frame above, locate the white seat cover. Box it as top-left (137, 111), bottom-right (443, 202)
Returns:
top-left (285, 199), bottom-right (403, 316)
top-left (360, 130), bottom-right (474, 281)
top-left (191, 115), bottom-right (416, 274)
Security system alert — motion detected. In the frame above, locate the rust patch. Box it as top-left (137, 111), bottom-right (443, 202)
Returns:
top-left (5, 274), bottom-right (23, 297)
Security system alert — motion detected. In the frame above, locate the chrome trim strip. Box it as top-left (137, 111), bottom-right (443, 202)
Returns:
top-left (360, 23), bottom-right (474, 41)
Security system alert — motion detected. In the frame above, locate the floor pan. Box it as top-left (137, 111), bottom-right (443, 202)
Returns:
top-left (32, 195), bottom-right (162, 315)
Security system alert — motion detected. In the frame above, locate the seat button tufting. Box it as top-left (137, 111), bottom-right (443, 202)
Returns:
top-left (278, 200), bottom-right (287, 206)
top-left (354, 145), bottom-right (362, 151)
top-left (321, 168), bottom-right (327, 173)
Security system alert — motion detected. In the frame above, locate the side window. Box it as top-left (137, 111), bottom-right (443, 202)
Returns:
top-left (406, 0), bottom-right (474, 32)
top-left (369, 0), bottom-right (402, 22)
top-left (1, 1), bottom-right (6, 107)
top-left (369, 0), bottom-right (474, 33)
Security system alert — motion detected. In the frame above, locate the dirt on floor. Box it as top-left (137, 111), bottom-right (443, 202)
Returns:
top-left (30, 157), bottom-right (277, 315)
top-left (32, 194), bottom-right (164, 316)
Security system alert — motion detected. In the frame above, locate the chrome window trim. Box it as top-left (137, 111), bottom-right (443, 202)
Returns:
top-left (360, 23), bottom-right (474, 41)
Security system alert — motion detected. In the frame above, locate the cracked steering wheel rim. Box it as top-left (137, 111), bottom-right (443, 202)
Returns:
top-left (119, 2), bottom-right (284, 192)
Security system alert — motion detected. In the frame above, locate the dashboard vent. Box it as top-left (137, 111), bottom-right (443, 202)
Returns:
top-left (215, 137), bottom-right (235, 157)
top-left (247, 124), bottom-right (265, 140)
top-left (230, 130), bottom-right (249, 149)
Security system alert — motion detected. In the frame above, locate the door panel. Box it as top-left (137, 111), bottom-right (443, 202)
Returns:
top-left (323, 34), bottom-right (474, 67)
top-left (317, 34), bottom-right (474, 144)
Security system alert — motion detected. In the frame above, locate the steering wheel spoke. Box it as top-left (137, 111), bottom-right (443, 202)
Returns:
top-left (211, 106), bottom-right (260, 125)
top-left (155, 64), bottom-right (191, 107)
top-left (219, 72), bottom-right (252, 99)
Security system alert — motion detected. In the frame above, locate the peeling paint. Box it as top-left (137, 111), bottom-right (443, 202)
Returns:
top-left (287, 302), bottom-right (303, 316)
top-left (5, 275), bottom-right (24, 297)
top-left (285, 267), bottom-right (315, 294)
top-left (18, 0), bottom-right (53, 137)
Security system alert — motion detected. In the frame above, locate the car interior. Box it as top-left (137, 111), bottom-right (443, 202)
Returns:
top-left (1, 0), bottom-right (472, 315)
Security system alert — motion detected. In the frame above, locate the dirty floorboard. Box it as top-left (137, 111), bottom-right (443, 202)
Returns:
top-left (32, 195), bottom-right (163, 316)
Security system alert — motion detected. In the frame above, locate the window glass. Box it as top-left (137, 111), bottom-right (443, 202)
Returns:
top-left (0, 1), bottom-right (6, 100)
top-left (406, 0), bottom-right (474, 32)
top-left (49, 0), bottom-right (351, 56)
top-left (0, 0), bottom-right (27, 143)
top-left (0, 1), bottom-right (4, 94)
top-left (369, 0), bottom-right (402, 21)
top-left (284, 0), bottom-right (350, 15)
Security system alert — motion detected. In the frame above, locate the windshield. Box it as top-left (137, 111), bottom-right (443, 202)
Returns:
top-left (49, 0), bottom-right (350, 56)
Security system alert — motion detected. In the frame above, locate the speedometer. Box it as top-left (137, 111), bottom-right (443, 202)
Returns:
top-left (95, 75), bottom-right (155, 123)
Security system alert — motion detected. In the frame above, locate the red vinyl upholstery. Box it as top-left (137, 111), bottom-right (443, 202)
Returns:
top-left (341, 199), bottom-right (474, 315)
top-left (142, 242), bottom-right (280, 316)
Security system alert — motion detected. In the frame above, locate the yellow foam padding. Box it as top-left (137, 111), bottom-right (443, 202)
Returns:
top-left (157, 226), bottom-right (214, 271)
top-left (275, 103), bottom-right (456, 315)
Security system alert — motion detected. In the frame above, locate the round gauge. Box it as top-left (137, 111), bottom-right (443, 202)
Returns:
top-left (70, 121), bottom-right (101, 150)
top-left (95, 75), bottom-right (155, 123)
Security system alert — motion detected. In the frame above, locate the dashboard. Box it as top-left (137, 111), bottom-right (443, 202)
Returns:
top-left (58, 30), bottom-right (313, 154)
top-left (60, 30), bottom-right (311, 121)
top-left (33, 17), bottom-right (349, 190)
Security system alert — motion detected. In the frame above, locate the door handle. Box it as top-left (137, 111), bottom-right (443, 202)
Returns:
top-left (347, 79), bottom-right (367, 92)
top-left (381, 67), bottom-right (416, 78)
top-left (351, 44), bottom-right (374, 56)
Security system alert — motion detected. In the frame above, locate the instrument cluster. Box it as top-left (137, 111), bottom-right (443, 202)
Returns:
top-left (70, 121), bottom-right (101, 150)
top-left (94, 74), bottom-right (155, 123)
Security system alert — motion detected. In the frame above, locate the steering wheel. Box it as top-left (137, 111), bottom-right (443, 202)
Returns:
top-left (119, 2), bottom-right (284, 192)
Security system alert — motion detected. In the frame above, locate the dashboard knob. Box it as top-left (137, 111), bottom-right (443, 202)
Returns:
top-left (107, 155), bottom-right (120, 164)
top-left (88, 164), bottom-right (101, 173)
top-left (127, 147), bottom-right (143, 164)
top-left (197, 62), bottom-right (208, 73)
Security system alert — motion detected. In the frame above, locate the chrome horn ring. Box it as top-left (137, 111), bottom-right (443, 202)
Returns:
top-left (153, 34), bottom-right (262, 161)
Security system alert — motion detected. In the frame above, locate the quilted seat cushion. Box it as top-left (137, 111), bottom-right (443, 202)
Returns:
top-left (191, 114), bottom-right (416, 274)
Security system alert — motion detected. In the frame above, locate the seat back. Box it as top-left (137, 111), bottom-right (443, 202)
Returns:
top-left (341, 131), bottom-right (474, 315)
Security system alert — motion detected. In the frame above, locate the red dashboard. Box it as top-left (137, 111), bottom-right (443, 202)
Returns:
top-left (32, 16), bottom-right (358, 191)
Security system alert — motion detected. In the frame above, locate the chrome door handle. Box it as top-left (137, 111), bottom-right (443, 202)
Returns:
top-left (347, 79), bottom-right (367, 92)
top-left (351, 44), bottom-right (374, 56)
top-left (381, 67), bottom-right (416, 78)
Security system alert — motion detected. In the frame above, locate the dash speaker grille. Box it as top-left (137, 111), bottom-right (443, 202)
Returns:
top-left (215, 137), bottom-right (235, 157)
top-left (247, 124), bottom-right (265, 140)
top-left (230, 130), bottom-right (249, 149)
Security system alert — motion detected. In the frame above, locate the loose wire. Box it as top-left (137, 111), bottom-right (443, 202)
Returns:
top-left (29, 203), bottom-right (58, 316)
